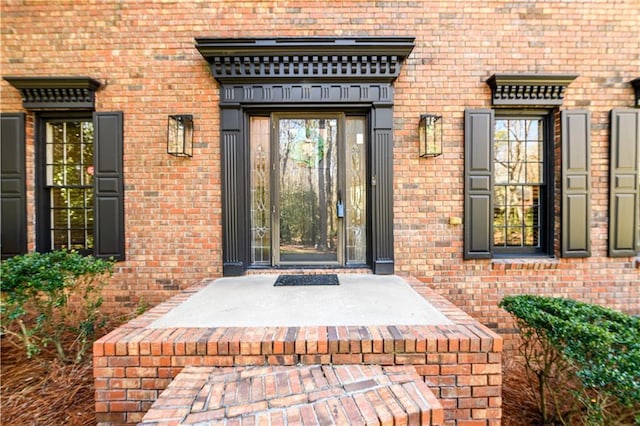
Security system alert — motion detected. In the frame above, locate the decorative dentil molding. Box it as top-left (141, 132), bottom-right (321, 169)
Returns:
top-left (3, 76), bottom-right (101, 110)
top-left (486, 74), bottom-right (578, 106)
top-left (195, 37), bottom-right (415, 84)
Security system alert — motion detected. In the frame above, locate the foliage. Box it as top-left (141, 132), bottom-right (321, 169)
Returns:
top-left (500, 295), bottom-right (640, 425)
top-left (1, 250), bottom-right (113, 364)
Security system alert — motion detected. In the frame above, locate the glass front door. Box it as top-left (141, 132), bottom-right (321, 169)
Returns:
top-left (249, 114), bottom-right (367, 267)
top-left (275, 116), bottom-right (340, 264)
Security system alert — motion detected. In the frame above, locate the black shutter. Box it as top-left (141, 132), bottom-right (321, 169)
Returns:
top-left (561, 110), bottom-right (591, 257)
top-left (609, 109), bottom-right (640, 257)
top-left (1, 113), bottom-right (27, 259)
top-left (93, 112), bottom-right (125, 260)
top-left (464, 109), bottom-right (494, 259)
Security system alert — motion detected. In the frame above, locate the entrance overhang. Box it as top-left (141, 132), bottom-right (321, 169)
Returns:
top-left (195, 37), bottom-right (415, 84)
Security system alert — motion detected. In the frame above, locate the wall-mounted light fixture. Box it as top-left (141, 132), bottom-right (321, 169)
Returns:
top-left (419, 113), bottom-right (443, 157)
top-left (631, 78), bottom-right (640, 107)
top-left (167, 114), bottom-right (193, 157)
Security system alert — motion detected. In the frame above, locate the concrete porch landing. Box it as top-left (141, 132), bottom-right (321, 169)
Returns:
top-left (148, 274), bottom-right (452, 328)
top-left (93, 275), bottom-right (503, 425)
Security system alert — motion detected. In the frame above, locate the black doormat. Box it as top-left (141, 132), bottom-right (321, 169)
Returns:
top-left (274, 274), bottom-right (339, 287)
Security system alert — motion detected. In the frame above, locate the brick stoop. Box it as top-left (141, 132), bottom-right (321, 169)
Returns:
top-left (139, 364), bottom-right (444, 425)
top-left (94, 276), bottom-right (503, 425)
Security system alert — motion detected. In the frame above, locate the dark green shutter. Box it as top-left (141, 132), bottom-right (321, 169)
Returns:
top-left (1, 113), bottom-right (27, 259)
top-left (464, 109), bottom-right (494, 259)
top-left (561, 110), bottom-right (591, 257)
top-left (93, 112), bottom-right (125, 260)
top-left (609, 109), bottom-right (640, 257)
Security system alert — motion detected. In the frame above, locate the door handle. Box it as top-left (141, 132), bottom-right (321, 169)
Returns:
top-left (337, 190), bottom-right (344, 218)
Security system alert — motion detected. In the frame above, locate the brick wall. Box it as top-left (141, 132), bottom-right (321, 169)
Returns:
top-left (2, 0), bottom-right (639, 348)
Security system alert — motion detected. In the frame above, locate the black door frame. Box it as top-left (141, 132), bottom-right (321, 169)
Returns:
top-left (195, 37), bottom-right (415, 276)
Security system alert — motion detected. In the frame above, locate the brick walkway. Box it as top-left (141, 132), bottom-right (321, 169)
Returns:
top-left (140, 364), bottom-right (444, 425)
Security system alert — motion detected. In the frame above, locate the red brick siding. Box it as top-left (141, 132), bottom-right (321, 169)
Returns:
top-left (2, 1), bottom-right (639, 344)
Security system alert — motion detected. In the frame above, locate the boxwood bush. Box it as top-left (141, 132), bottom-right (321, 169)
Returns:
top-left (500, 295), bottom-right (640, 425)
top-left (1, 250), bottom-right (113, 364)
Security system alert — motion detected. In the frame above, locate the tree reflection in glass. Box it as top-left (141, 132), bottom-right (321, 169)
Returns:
top-left (494, 118), bottom-right (543, 248)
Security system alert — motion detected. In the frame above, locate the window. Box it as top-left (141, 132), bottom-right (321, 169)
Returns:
top-left (43, 119), bottom-right (95, 253)
top-left (493, 116), bottom-right (549, 255)
top-left (465, 108), bottom-right (591, 259)
top-left (465, 74), bottom-right (590, 260)
top-left (36, 112), bottom-right (125, 260)
top-left (2, 77), bottom-right (124, 260)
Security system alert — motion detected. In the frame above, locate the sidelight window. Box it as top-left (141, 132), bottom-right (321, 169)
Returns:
top-left (250, 116), bottom-right (271, 265)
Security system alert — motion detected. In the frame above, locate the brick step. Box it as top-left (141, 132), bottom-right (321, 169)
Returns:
top-left (139, 364), bottom-right (444, 425)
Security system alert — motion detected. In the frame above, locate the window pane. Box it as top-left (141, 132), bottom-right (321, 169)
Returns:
top-left (70, 230), bottom-right (88, 250)
top-left (51, 208), bottom-right (67, 228)
top-left (65, 140), bottom-right (80, 161)
top-left (494, 186), bottom-right (506, 214)
top-left (84, 166), bottom-right (94, 186)
top-left (495, 120), bottom-right (508, 140)
top-left (508, 139), bottom-right (525, 183)
top-left (494, 227), bottom-right (506, 247)
top-left (526, 161), bottom-right (542, 184)
top-left (45, 120), bottom-right (94, 251)
top-left (51, 164), bottom-right (64, 186)
top-left (506, 226), bottom-right (523, 246)
top-left (526, 141), bottom-right (541, 162)
top-left (494, 162), bottom-right (508, 184)
top-left (67, 165), bottom-right (83, 186)
top-left (493, 117), bottom-right (545, 251)
top-left (525, 205), bottom-right (540, 247)
top-left (50, 187), bottom-right (66, 208)
top-left (52, 228), bottom-right (68, 249)
top-left (493, 186), bottom-right (507, 247)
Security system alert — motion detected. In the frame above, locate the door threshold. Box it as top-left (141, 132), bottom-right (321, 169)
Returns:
top-left (246, 266), bottom-right (372, 275)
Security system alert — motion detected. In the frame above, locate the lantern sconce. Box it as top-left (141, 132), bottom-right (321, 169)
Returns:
top-left (167, 114), bottom-right (193, 157)
top-left (419, 113), bottom-right (443, 157)
top-left (631, 78), bottom-right (640, 108)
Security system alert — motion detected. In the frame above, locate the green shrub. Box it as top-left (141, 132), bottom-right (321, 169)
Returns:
top-left (1, 250), bottom-right (114, 364)
top-left (500, 295), bottom-right (640, 425)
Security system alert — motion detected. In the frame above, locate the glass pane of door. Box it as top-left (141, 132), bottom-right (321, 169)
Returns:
top-left (276, 117), bottom-right (339, 264)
